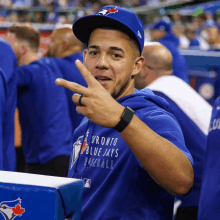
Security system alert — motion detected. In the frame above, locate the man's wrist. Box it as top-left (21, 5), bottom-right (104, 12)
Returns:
top-left (113, 106), bottom-right (135, 133)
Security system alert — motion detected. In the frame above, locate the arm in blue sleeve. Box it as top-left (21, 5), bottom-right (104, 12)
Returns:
top-left (16, 65), bottom-right (38, 88)
top-left (0, 40), bottom-right (17, 83)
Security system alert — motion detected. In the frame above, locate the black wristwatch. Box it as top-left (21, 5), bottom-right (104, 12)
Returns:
top-left (114, 106), bottom-right (135, 133)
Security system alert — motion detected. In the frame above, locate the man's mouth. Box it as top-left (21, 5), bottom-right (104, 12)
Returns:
top-left (95, 76), bottom-right (112, 86)
top-left (95, 76), bottom-right (111, 81)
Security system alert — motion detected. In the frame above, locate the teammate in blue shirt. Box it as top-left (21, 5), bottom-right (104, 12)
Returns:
top-left (185, 27), bottom-right (200, 50)
top-left (0, 38), bottom-right (17, 171)
top-left (135, 42), bottom-right (212, 220)
top-left (46, 26), bottom-right (87, 132)
top-left (149, 19), bottom-right (189, 84)
top-left (7, 23), bottom-right (73, 177)
top-left (198, 96), bottom-right (220, 220)
top-left (56, 6), bottom-right (194, 220)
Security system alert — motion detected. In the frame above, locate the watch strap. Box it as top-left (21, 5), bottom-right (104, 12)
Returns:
top-left (113, 106), bottom-right (135, 133)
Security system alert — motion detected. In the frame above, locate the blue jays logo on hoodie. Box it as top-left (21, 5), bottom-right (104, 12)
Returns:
top-left (96, 8), bottom-right (118, 16)
top-left (0, 198), bottom-right (25, 220)
top-left (70, 130), bottom-right (89, 169)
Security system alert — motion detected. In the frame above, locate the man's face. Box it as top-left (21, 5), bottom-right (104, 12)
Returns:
top-left (185, 31), bottom-right (194, 41)
top-left (207, 27), bottom-right (220, 45)
top-left (149, 29), bottom-right (164, 41)
top-left (84, 28), bottom-right (140, 99)
top-left (6, 32), bottom-right (22, 60)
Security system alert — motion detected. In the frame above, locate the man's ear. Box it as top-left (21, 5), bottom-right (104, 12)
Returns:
top-left (83, 49), bottom-right (88, 63)
top-left (58, 41), bottom-right (68, 57)
top-left (20, 43), bottom-right (28, 56)
top-left (132, 56), bottom-right (145, 78)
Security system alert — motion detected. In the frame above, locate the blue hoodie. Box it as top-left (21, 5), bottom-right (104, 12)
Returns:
top-left (68, 89), bottom-right (193, 220)
top-left (198, 96), bottom-right (220, 220)
top-left (0, 39), bottom-right (17, 171)
top-left (159, 33), bottom-right (189, 83)
top-left (16, 57), bottom-right (73, 165)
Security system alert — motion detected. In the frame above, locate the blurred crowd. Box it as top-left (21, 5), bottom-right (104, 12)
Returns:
top-left (0, 0), bottom-right (189, 24)
top-left (143, 11), bottom-right (220, 51)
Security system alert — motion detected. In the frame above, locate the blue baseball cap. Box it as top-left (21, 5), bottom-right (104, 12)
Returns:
top-left (72, 5), bottom-right (144, 54)
top-left (149, 19), bottom-right (172, 33)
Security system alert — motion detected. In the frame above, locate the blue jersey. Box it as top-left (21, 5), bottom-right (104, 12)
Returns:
top-left (189, 38), bottom-right (200, 50)
top-left (16, 57), bottom-right (73, 165)
top-left (147, 75), bottom-right (212, 207)
top-left (52, 52), bottom-right (87, 133)
top-left (68, 89), bottom-right (193, 220)
top-left (0, 38), bottom-right (17, 171)
top-left (158, 33), bottom-right (189, 84)
top-left (198, 96), bottom-right (220, 219)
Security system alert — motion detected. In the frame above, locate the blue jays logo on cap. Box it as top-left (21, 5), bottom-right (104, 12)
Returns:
top-left (97, 7), bottom-right (118, 16)
top-left (72, 5), bottom-right (145, 54)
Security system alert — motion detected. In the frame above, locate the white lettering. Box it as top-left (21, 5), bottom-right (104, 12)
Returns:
top-left (86, 146), bottom-right (89, 154)
top-left (93, 159), bottom-right (97, 167)
top-left (92, 136), bottom-right (96, 143)
top-left (94, 147), bottom-right (98, 156)
top-left (84, 157), bottom-right (88, 166)
top-left (111, 160), bottom-right (114, 169)
top-left (88, 158), bottom-right (92, 166)
top-left (101, 137), bottom-right (105, 145)
top-left (101, 159), bottom-right (105, 168)
top-left (111, 149), bottom-right (115, 157)
top-left (98, 148), bottom-right (102, 156)
top-left (113, 138), bottom-right (118, 146)
top-left (96, 136), bottom-right (99, 144)
top-left (97, 159), bottom-right (100, 167)
top-left (115, 149), bottom-right (119, 157)
top-left (103, 149), bottom-right (107, 156)
top-left (106, 160), bottom-right (109, 169)
top-left (105, 149), bottom-right (111, 157)
top-left (106, 138), bottom-right (110, 146)
top-left (110, 138), bottom-right (114, 146)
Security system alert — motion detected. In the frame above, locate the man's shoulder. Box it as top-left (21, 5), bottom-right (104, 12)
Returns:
top-left (148, 76), bottom-right (212, 135)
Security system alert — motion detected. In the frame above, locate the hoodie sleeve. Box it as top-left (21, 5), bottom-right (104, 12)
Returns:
top-left (137, 107), bottom-right (194, 167)
top-left (0, 70), bottom-right (6, 170)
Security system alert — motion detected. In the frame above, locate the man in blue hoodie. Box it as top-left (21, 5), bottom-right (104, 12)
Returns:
top-left (198, 96), bottom-right (220, 220)
top-left (56, 5), bottom-right (194, 220)
top-left (7, 23), bottom-right (73, 177)
top-left (135, 42), bottom-right (212, 220)
top-left (46, 26), bottom-right (87, 132)
top-left (0, 38), bottom-right (17, 171)
top-left (149, 19), bottom-right (189, 83)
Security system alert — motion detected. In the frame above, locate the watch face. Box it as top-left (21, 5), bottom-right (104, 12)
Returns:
top-left (123, 106), bottom-right (135, 123)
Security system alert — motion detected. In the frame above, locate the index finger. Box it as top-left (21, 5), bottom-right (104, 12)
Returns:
top-left (55, 78), bottom-right (89, 96)
top-left (75, 59), bottom-right (98, 86)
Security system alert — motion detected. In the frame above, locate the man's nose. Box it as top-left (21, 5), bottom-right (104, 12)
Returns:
top-left (95, 54), bottom-right (109, 70)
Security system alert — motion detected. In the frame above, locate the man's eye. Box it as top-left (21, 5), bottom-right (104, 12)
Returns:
top-left (89, 51), bottom-right (97, 56)
top-left (113, 54), bottom-right (121, 58)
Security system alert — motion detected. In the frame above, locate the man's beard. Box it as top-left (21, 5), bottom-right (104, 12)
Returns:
top-left (46, 47), bottom-right (58, 57)
top-left (111, 76), bottom-right (131, 100)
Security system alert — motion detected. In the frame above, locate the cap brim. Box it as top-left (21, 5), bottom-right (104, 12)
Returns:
top-left (72, 15), bottom-right (138, 46)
